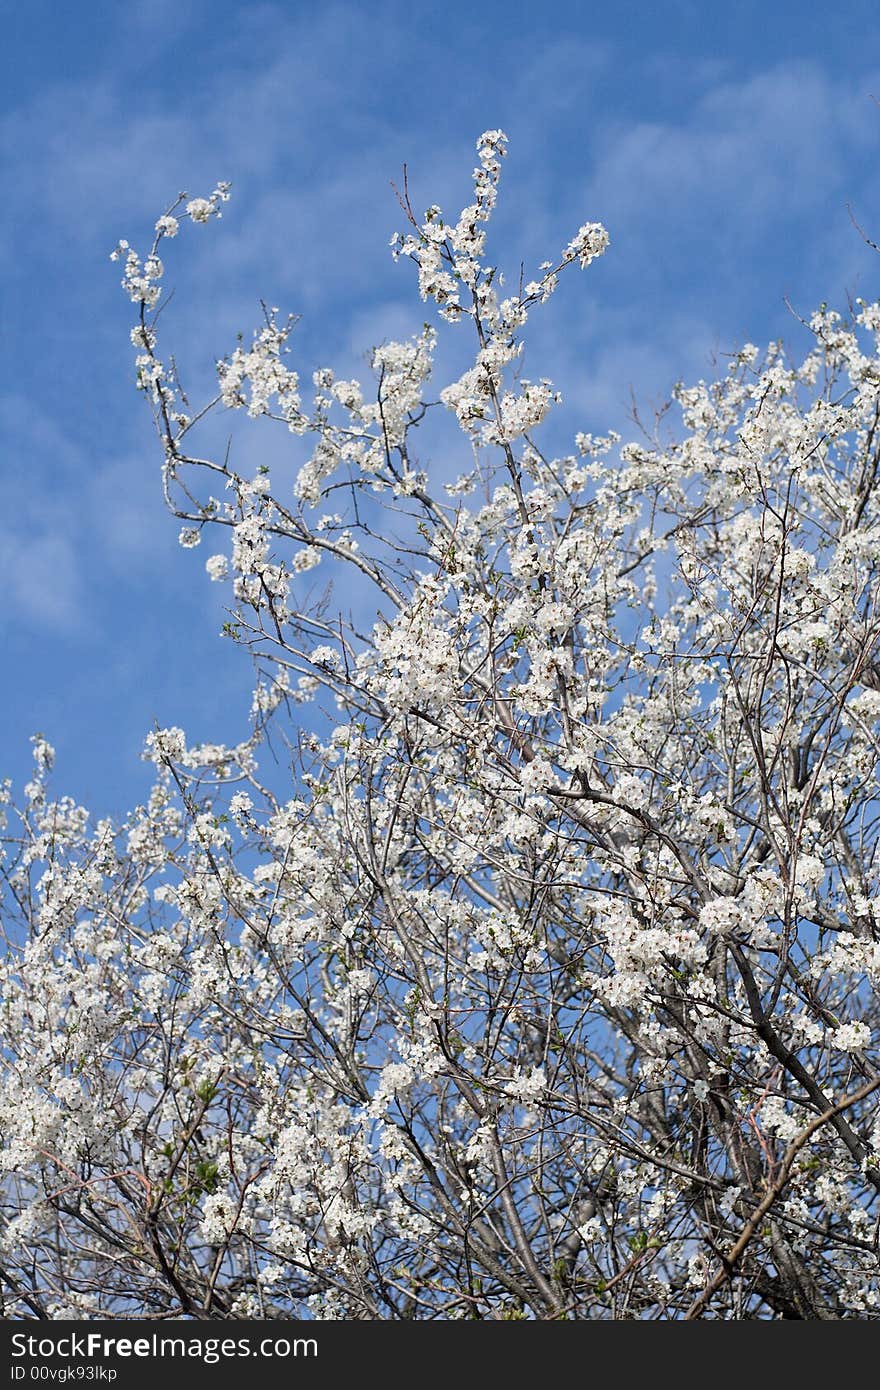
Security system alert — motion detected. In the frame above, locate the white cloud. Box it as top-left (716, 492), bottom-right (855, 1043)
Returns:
top-left (0, 525), bottom-right (84, 630)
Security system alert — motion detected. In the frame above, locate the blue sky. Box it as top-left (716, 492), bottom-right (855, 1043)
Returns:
top-left (3, 0), bottom-right (880, 817)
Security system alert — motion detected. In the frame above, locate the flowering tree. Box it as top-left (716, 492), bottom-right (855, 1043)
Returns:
top-left (3, 131), bottom-right (880, 1321)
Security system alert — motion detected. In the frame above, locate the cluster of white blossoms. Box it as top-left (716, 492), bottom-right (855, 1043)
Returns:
top-left (217, 312), bottom-right (306, 427)
top-left (563, 221), bottom-right (611, 268)
top-left (293, 326), bottom-right (436, 504)
top-left (391, 128), bottom-right (608, 452)
top-left (4, 131), bottom-right (880, 1321)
